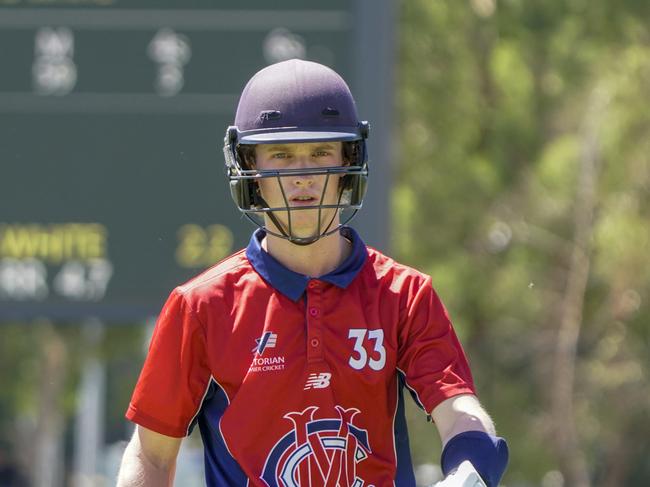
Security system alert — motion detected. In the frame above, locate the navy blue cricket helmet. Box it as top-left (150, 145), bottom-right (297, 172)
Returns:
top-left (223, 59), bottom-right (369, 246)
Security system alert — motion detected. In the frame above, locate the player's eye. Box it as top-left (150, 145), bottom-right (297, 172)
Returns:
top-left (271, 152), bottom-right (289, 159)
top-left (313, 151), bottom-right (330, 157)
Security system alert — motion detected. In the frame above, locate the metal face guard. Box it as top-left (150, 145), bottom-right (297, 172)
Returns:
top-left (238, 169), bottom-right (362, 246)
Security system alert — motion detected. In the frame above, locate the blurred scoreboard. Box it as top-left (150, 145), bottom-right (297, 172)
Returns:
top-left (0, 1), bottom-right (367, 321)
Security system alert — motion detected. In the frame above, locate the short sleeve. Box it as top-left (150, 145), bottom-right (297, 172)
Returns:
top-left (396, 277), bottom-right (476, 414)
top-left (126, 288), bottom-right (212, 437)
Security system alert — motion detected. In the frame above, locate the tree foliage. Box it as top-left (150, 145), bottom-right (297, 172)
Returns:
top-left (396, 1), bottom-right (650, 485)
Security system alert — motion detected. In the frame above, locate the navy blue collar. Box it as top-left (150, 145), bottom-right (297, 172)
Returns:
top-left (245, 227), bottom-right (368, 302)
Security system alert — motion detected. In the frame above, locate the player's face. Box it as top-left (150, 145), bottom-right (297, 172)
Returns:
top-left (254, 141), bottom-right (346, 239)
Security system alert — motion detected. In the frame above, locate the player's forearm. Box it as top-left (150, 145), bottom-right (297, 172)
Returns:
top-left (433, 395), bottom-right (496, 446)
top-left (442, 409), bottom-right (496, 446)
top-left (116, 436), bottom-right (176, 487)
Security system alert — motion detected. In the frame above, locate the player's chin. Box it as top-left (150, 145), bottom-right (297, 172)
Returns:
top-left (275, 213), bottom-right (336, 239)
top-left (289, 208), bottom-right (337, 229)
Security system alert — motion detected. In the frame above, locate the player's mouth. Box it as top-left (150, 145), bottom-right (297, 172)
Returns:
top-left (288, 194), bottom-right (320, 206)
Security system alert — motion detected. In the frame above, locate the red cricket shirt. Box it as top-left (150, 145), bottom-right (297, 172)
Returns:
top-left (126, 227), bottom-right (475, 486)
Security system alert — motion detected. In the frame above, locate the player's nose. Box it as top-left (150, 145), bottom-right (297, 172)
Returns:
top-left (292, 175), bottom-right (314, 187)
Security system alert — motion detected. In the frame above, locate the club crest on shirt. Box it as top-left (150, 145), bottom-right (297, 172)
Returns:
top-left (261, 406), bottom-right (372, 487)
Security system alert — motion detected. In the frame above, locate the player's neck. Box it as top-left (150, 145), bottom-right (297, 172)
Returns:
top-left (262, 230), bottom-right (352, 278)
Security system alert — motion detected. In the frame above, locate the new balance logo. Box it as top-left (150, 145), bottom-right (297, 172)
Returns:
top-left (304, 372), bottom-right (332, 390)
top-left (253, 331), bottom-right (277, 355)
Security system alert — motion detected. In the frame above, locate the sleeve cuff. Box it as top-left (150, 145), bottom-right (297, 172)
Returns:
top-left (125, 403), bottom-right (188, 438)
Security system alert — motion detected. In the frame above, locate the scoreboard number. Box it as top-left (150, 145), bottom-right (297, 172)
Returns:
top-left (175, 224), bottom-right (234, 268)
top-left (0, 257), bottom-right (113, 301)
top-left (53, 259), bottom-right (113, 301)
top-left (0, 258), bottom-right (48, 300)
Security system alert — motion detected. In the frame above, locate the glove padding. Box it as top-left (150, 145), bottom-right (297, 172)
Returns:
top-left (432, 460), bottom-right (487, 487)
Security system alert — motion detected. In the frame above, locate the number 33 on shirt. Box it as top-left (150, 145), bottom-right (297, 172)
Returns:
top-left (348, 328), bottom-right (386, 371)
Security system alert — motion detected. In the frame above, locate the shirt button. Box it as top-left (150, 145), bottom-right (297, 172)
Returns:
top-left (310, 338), bottom-right (320, 347)
top-left (309, 307), bottom-right (319, 317)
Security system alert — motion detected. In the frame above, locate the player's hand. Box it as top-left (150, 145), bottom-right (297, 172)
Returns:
top-left (431, 460), bottom-right (488, 487)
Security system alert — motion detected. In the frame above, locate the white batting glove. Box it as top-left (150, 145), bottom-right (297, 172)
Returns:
top-left (431, 460), bottom-right (487, 487)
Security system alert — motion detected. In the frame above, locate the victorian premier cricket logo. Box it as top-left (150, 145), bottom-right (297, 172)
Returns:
top-left (249, 331), bottom-right (286, 373)
top-left (261, 406), bottom-right (372, 487)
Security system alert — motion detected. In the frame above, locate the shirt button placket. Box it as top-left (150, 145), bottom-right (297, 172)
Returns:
top-left (306, 280), bottom-right (324, 362)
